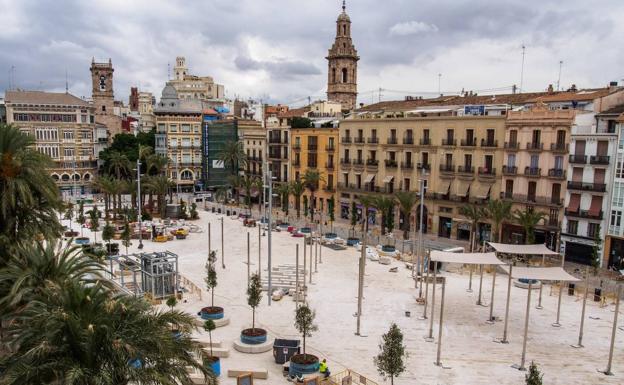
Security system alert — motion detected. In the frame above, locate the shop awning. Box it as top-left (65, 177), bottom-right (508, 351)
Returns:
top-left (430, 250), bottom-right (505, 265)
top-left (589, 195), bottom-right (603, 217)
top-left (436, 180), bottom-right (451, 195)
top-left (455, 180), bottom-right (471, 197)
top-left (383, 175), bottom-right (394, 184)
top-left (365, 174), bottom-right (375, 184)
top-left (500, 266), bottom-right (580, 282)
top-left (487, 242), bottom-right (560, 256)
top-left (474, 184), bottom-right (492, 200)
top-left (568, 194), bottom-right (581, 213)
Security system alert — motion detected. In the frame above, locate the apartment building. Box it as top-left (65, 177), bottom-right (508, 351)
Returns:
top-left (202, 119), bottom-right (239, 189)
top-left (501, 106), bottom-right (574, 248)
top-left (154, 85), bottom-right (203, 192)
top-left (267, 121), bottom-right (290, 184)
top-left (5, 90), bottom-right (99, 195)
top-left (238, 119), bottom-right (265, 179)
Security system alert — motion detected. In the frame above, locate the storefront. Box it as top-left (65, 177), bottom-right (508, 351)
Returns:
top-left (456, 221), bottom-right (471, 241)
top-left (340, 202), bottom-right (350, 220)
top-left (562, 234), bottom-right (596, 266)
top-left (607, 236), bottom-right (624, 270)
top-left (438, 216), bottom-right (452, 238)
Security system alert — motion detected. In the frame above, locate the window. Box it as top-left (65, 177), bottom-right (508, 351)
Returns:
top-left (567, 220), bottom-right (578, 235)
top-left (332, 68), bottom-right (336, 83)
top-left (616, 154), bottom-right (624, 178)
top-left (588, 223), bottom-right (601, 238)
top-left (530, 155), bottom-right (539, 168)
top-left (342, 68), bottom-right (348, 83)
top-left (181, 124), bottom-right (191, 133)
top-left (507, 154), bottom-right (516, 167)
top-left (555, 156), bottom-right (563, 170)
top-left (170, 124), bottom-right (177, 132)
top-left (63, 131), bottom-right (74, 139)
top-left (611, 210), bottom-right (622, 228)
top-left (64, 148), bottom-right (74, 156)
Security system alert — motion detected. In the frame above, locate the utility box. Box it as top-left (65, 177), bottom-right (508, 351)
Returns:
top-left (273, 339), bottom-right (301, 364)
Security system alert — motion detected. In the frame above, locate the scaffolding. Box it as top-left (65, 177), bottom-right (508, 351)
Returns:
top-left (109, 251), bottom-right (180, 300)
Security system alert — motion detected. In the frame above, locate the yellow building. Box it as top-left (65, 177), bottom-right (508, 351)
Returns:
top-left (238, 119), bottom-right (265, 179)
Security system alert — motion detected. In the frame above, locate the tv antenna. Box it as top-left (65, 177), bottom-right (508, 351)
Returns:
top-left (519, 44), bottom-right (526, 93)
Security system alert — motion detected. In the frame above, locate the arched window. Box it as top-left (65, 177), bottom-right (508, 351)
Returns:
top-left (343, 24), bottom-right (346, 35)
top-left (51, 174), bottom-right (60, 181)
top-left (331, 68), bottom-right (336, 83)
top-left (342, 68), bottom-right (348, 83)
top-left (61, 174), bottom-right (70, 182)
top-left (180, 170), bottom-right (193, 180)
top-left (83, 173), bottom-right (91, 181)
top-left (72, 173), bottom-right (81, 181)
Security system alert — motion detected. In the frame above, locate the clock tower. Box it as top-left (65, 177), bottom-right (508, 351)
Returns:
top-left (326, 1), bottom-right (359, 112)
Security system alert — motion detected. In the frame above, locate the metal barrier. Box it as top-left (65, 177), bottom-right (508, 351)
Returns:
top-left (329, 369), bottom-right (378, 385)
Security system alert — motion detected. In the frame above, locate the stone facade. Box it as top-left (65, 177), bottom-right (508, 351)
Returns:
top-left (326, 3), bottom-right (358, 112)
top-left (90, 58), bottom-right (122, 138)
top-left (168, 56), bottom-right (224, 101)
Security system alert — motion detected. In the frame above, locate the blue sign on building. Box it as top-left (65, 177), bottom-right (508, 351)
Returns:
top-left (464, 105), bottom-right (485, 115)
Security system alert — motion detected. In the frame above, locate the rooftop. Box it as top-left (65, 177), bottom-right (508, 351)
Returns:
top-left (5, 90), bottom-right (89, 106)
top-left (597, 103), bottom-right (624, 116)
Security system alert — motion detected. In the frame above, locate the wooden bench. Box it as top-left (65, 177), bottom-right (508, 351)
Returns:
top-left (227, 369), bottom-right (268, 379)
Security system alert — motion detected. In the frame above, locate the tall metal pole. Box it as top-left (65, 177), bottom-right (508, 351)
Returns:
top-left (516, 281), bottom-right (532, 371)
top-left (258, 224), bottom-right (261, 279)
top-left (356, 235), bottom-right (366, 335)
top-left (309, 234), bottom-right (313, 284)
top-left (247, 232), bottom-right (250, 287)
top-left (208, 222), bottom-right (211, 252)
top-left (572, 267), bottom-right (589, 348)
top-left (295, 244), bottom-right (300, 308)
top-left (220, 216), bottom-right (225, 269)
top-left (487, 266), bottom-right (497, 323)
top-left (468, 265), bottom-right (473, 292)
top-left (319, 221), bottom-right (323, 264)
top-left (435, 277), bottom-right (446, 367)
top-left (500, 265), bottom-right (513, 343)
top-left (314, 235), bottom-right (318, 273)
top-left (552, 280), bottom-right (564, 327)
top-left (426, 262), bottom-right (438, 341)
top-left (602, 284), bottom-right (622, 376)
top-left (267, 170), bottom-right (273, 306)
top-left (477, 264), bottom-right (484, 305)
top-left (537, 254), bottom-right (545, 309)
top-left (417, 178), bottom-right (425, 292)
top-left (136, 159), bottom-right (143, 249)
top-left (421, 252), bottom-right (430, 320)
top-left (303, 236), bottom-right (307, 288)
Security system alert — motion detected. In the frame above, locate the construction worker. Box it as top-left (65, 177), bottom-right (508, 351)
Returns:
top-left (319, 358), bottom-right (330, 378)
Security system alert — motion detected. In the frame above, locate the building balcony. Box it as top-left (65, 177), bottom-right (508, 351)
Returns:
top-left (461, 138), bottom-right (477, 147)
top-left (500, 192), bottom-right (563, 206)
top-left (293, 144), bottom-right (301, 151)
top-left (565, 209), bottom-right (603, 220)
top-left (569, 155), bottom-right (587, 164)
top-left (268, 152), bottom-right (281, 160)
top-left (419, 138), bottom-right (432, 146)
top-left (323, 185), bottom-right (335, 192)
top-left (547, 168), bottom-right (566, 179)
top-left (502, 165), bottom-right (517, 175)
top-left (307, 162), bottom-right (318, 168)
top-left (478, 167), bottom-right (496, 176)
top-left (481, 139), bottom-right (498, 148)
top-left (384, 159), bottom-right (398, 168)
top-left (292, 160), bottom-right (301, 167)
top-left (353, 137), bottom-right (365, 144)
top-left (268, 136), bottom-right (282, 144)
top-left (340, 158), bottom-right (351, 165)
top-left (352, 159), bottom-right (364, 166)
top-left (325, 144), bottom-right (336, 151)
top-left (550, 143), bottom-right (569, 153)
top-left (307, 145), bottom-right (318, 152)
top-left (366, 159), bottom-right (379, 167)
top-left (403, 137), bottom-right (414, 145)
top-left (439, 164), bottom-right (455, 173)
top-left (457, 165), bottom-right (474, 174)
top-left (386, 137), bottom-right (398, 145)
top-left (249, 156), bottom-right (263, 162)
top-left (566, 181), bottom-right (607, 192)
top-left (590, 155), bottom-right (610, 165)
top-left (524, 167), bottom-right (541, 177)
top-left (441, 139), bottom-right (456, 146)
top-left (417, 163), bottom-right (431, 171)
top-left (400, 161), bottom-right (413, 170)
top-left (341, 137), bottom-right (352, 144)
top-left (526, 142), bottom-right (544, 151)
top-left (504, 142), bottom-right (520, 150)
top-left (325, 162), bottom-right (335, 170)
top-left (367, 137), bottom-right (379, 144)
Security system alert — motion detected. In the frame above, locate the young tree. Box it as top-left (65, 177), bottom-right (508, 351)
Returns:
top-left (525, 361), bottom-right (543, 385)
top-left (189, 202), bottom-right (199, 220)
top-left (395, 191), bottom-right (418, 240)
top-left (294, 304), bottom-right (318, 362)
top-left (328, 195), bottom-right (335, 231)
top-left (88, 206), bottom-right (101, 243)
top-left (179, 199), bottom-right (188, 220)
top-left (289, 180), bottom-right (305, 219)
top-left (121, 220), bottom-right (132, 255)
top-left (374, 323), bottom-right (408, 385)
top-left (205, 252), bottom-right (218, 308)
top-left (64, 203), bottom-right (74, 230)
top-left (350, 201), bottom-right (357, 230)
top-left (102, 220), bottom-right (115, 251)
top-left (203, 320), bottom-right (216, 358)
top-left (166, 295), bottom-right (177, 311)
top-left (303, 196), bottom-right (309, 219)
top-left (77, 201), bottom-right (86, 236)
top-left (247, 273), bottom-right (263, 333)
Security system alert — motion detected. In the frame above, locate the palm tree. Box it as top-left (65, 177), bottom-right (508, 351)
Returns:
top-left (107, 151), bottom-right (130, 179)
top-left (93, 176), bottom-right (114, 217)
top-left (459, 204), bottom-right (487, 252)
top-left (485, 199), bottom-right (513, 243)
top-left (275, 183), bottom-right (290, 217)
top-left (240, 175), bottom-right (259, 214)
top-left (228, 174), bottom-right (242, 205)
top-left (217, 140), bottom-right (247, 175)
top-left (372, 195), bottom-right (395, 235)
top-left (145, 175), bottom-right (174, 218)
top-left (0, 124), bottom-right (63, 261)
top-left (289, 179), bottom-right (305, 219)
top-left (146, 153), bottom-right (168, 176)
top-left (302, 169), bottom-right (325, 219)
top-left (395, 191), bottom-right (418, 240)
top-left (513, 209), bottom-right (547, 244)
top-left (358, 195), bottom-right (377, 233)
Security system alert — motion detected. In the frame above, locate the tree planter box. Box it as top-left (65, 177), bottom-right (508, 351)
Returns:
top-left (75, 237), bottom-right (90, 245)
top-left (200, 306), bottom-right (224, 320)
top-left (240, 328), bottom-right (267, 345)
top-left (347, 237), bottom-right (360, 246)
top-left (203, 355), bottom-right (221, 377)
top-left (288, 354), bottom-right (319, 376)
top-left (64, 230), bottom-right (79, 237)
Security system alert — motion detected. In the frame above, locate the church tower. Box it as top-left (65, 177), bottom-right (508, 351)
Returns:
top-left (90, 58), bottom-right (121, 137)
top-left (326, 1), bottom-right (359, 112)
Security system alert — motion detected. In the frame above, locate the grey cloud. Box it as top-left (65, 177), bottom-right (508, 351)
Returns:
top-left (235, 56), bottom-right (321, 78)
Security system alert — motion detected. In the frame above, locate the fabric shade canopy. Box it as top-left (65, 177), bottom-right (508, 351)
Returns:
top-left (383, 175), bottom-right (394, 183)
top-left (487, 242), bottom-right (560, 256)
top-left (364, 174), bottom-right (375, 183)
top-left (500, 266), bottom-right (580, 282)
top-left (568, 194), bottom-right (581, 213)
top-left (589, 195), bottom-right (603, 217)
top-left (430, 250), bottom-right (506, 265)
top-left (455, 180), bottom-right (471, 197)
top-left (436, 180), bottom-right (451, 195)
top-left (473, 184), bottom-right (491, 200)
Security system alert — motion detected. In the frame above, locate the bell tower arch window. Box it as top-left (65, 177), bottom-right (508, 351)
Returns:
top-left (332, 68), bottom-right (336, 83)
top-left (342, 68), bottom-right (348, 83)
top-left (343, 24), bottom-right (346, 35)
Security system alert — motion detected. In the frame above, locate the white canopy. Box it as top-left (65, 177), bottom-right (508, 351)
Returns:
top-left (430, 250), bottom-right (506, 265)
top-left (500, 266), bottom-right (580, 282)
top-left (487, 242), bottom-right (559, 256)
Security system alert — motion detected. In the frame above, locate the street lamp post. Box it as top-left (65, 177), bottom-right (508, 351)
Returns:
top-left (417, 174), bottom-right (427, 296)
top-left (267, 170), bottom-right (274, 306)
top-left (136, 159), bottom-right (143, 249)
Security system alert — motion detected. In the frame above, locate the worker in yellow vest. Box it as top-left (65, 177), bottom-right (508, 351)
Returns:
top-left (319, 358), bottom-right (330, 378)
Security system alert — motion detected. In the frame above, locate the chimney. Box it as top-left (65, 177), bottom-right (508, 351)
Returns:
top-left (570, 84), bottom-right (578, 92)
top-left (547, 84), bottom-right (554, 94)
top-left (609, 81), bottom-right (619, 91)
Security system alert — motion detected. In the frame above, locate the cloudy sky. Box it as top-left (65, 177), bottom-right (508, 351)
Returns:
top-left (1, 0), bottom-right (623, 106)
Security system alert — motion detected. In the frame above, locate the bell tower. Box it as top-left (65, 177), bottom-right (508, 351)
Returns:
top-left (326, 0), bottom-right (359, 111)
top-left (90, 58), bottom-right (121, 137)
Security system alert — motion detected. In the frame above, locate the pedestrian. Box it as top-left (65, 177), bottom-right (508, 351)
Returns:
top-left (319, 358), bottom-right (330, 378)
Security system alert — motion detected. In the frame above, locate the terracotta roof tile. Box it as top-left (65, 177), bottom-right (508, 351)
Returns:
top-left (278, 106), bottom-right (310, 118)
top-left (5, 90), bottom-right (89, 106)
